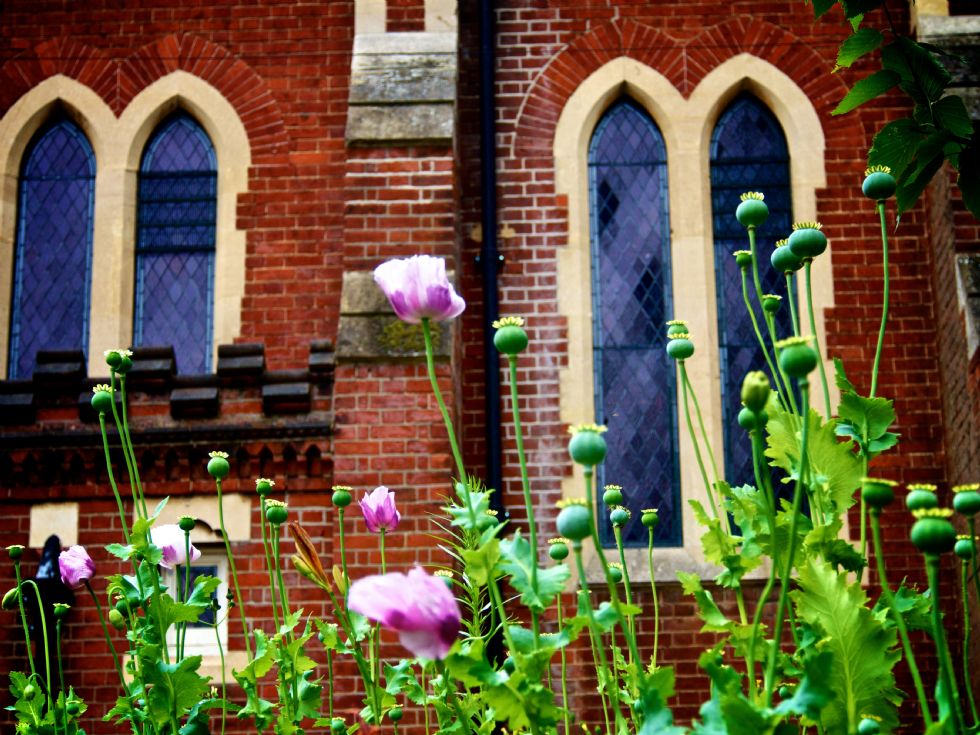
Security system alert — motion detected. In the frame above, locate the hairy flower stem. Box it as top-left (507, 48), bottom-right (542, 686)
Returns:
top-left (785, 273), bottom-right (801, 337)
top-left (646, 529), bottom-right (660, 670)
top-left (108, 373), bottom-right (146, 519)
top-left (506, 354), bottom-right (541, 646)
top-left (260, 499), bottom-right (281, 632)
top-left (764, 380), bottom-right (811, 706)
top-left (961, 561), bottom-right (979, 726)
top-left (97, 414), bottom-right (133, 547)
top-left (85, 581), bottom-right (125, 688)
top-left (926, 554), bottom-right (965, 733)
top-left (679, 361), bottom-right (722, 524)
top-left (117, 376), bottom-right (147, 516)
top-left (214, 479), bottom-right (253, 659)
top-left (870, 201), bottom-right (890, 398)
top-left (421, 318), bottom-right (467, 486)
top-left (556, 593), bottom-right (571, 735)
top-left (869, 511), bottom-right (931, 726)
top-left (612, 526), bottom-right (636, 647)
top-left (803, 262), bottom-right (832, 418)
top-left (680, 367), bottom-right (726, 531)
top-left (572, 543), bottom-right (622, 735)
top-left (13, 560), bottom-right (37, 678)
top-left (23, 581), bottom-right (53, 711)
top-left (741, 269), bottom-right (794, 415)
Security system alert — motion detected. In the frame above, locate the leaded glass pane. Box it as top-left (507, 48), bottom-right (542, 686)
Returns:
top-left (135, 113), bottom-right (216, 374)
top-left (710, 94), bottom-right (794, 488)
top-left (589, 100), bottom-right (680, 547)
top-left (8, 119), bottom-right (95, 379)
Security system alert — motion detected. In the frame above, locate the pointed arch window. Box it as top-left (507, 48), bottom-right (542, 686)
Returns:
top-left (710, 94), bottom-right (794, 485)
top-left (588, 99), bottom-right (681, 547)
top-left (8, 118), bottom-right (95, 379)
top-left (134, 112), bottom-right (217, 374)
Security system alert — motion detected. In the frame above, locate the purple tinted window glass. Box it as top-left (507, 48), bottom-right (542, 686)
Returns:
top-left (710, 94), bottom-right (793, 489)
top-left (8, 119), bottom-right (95, 379)
top-left (589, 100), bottom-right (680, 547)
top-left (135, 113), bottom-right (216, 374)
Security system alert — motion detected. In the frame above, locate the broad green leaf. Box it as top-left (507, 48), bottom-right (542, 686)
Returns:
top-left (897, 149), bottom-right (944, 215)
top-left (150, 496), bottom-right (169, 520)
top-left (836, 28), bottom-right (883, 69)
top-left (677, 572), bottom-right (732, 632)
top-left (809, 0), bottom-right (837, 18)
top-left (792, 558), bottom-right (901, 735)
top-left (460, 537), bottom-right (499, 587)
top-left (384, 660), bottom-right (427, 705)
top-left (142, 655), bottom-right (209, 729)
top-left (872, 581), bottom-right (932, 633)
top-left (933, 95), bottom-right (974, 139)
top-left (185, 574), bottom-right (221, 608)
top-left (635, 668), bottom-right (686, 735)
top-left (498, 531), bottom-right (570, 610)
top-left (106, 543), bottom-right (134, 561)
top-left (833, 69), bottom-right (900, 115)
top-left (895, 36), bottom-right (951, 104)
top-left (841, 0), bottom-right (881, 18)
top-left (868, 118), bottom-right (925, 179)
top-left (774, 650), bottom-right (835, 718)
top-left (833, 358), bottom-right (857, 394)
top-left (837, 392), bottom-right (895, 444)
top-left (445, 479), bottom-right (492, 531)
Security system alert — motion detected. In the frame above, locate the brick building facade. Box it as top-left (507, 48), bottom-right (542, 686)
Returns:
top-left (0, 0), bottom-right (977, 732)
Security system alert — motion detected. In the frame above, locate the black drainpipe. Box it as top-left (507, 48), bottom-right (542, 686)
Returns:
top-left (477, 0), bottom-right (506, 521)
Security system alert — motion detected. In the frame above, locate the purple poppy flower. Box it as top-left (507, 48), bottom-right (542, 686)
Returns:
top-left (348, 566), bottom-right (461, 660)
top-left (59, 545), bottom-right (96, 589)
top-left (360, 486), bottom-right (401, 534)
top-left (373, 255), bottom-right (466, 324)
top-left (150, 524), bottom-right (202, 569)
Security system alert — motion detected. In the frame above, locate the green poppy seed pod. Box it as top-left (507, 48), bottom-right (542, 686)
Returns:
top-left (641, 509), bottom-right (659, 529)
top-left (207, 452), bottom-right (230, 480)
top-left (105, 351), bottom-right (123, 368)
top-left (568, 427), bottom-right (607, 466)
top-left (108, 608), bottom-right (126, 630)
top-left (91, 388), bottom-right (113, 414)
top-left (53, 603), bottom-right (70, 619)
top-left (910, 516), bottom-right (956, 555)
top-left (737, 407), bottom-right (761, 432)
top-left (736, 193), bottom-right (769, 228)
top-left (602, 486), bottom-right (624, 506)
top-left (666, 337), bottom-right (695, 361)
top-left (734, 250), bottom-right (753, 269)
top-left (761, 294), bottom-right (782, 314)
top-left (503, 656), bottom-right (516, 674)
top-left (740, 371), bottom-right (771, 413)
top-left (771, 245), bottom-right (803, 274)
top-left (862, 167), bottom-right (896, 201)
top-left (609, 507), bottom-right (630, 527)
top-left (556, 503), bottom-right (592, 541)
top-left (266, 502), bottom-right (288, 525)
top-left (607, 565), bottom-right (623, 584)
top-left (114, 598), bottom-right (130, 615)
top-left (178, 515), bottom-right (196, 533)
top-left (666, 321), bottom-right (688, 337)
top-left (388, 707), bottom-right (403, 723)
top-left (788, 223), bottom-right (827, 260)
top-left (857, 718), bottom-right (880, 735)
top-left (116, 355), bottom-right (133, 374)
top-left (955, 537), bottom-right (975, 561)
top-left (331, 488), bottom-right (352, 507)
top-left (256, 479), bottom-right (275, 497)
top-left (548, 540), bottom-right (569, 561)
top-left (66, 701), bottom-right (81, 716)
top-left (777, 338), bottom-right (818, 378)
top-left (2, 587), bottom-right (19, 611)
top-left (953, 490), bottom-right (980, 516)
top-left (22, 684), bottom-right (37, 701)
top-left (861, 478), bottom-right (897, 510)
top-left (330, 719), bottom-right (346, 735)
top-left (494, 325), bottom-right (528, 355)
top-left (7, 545), bottom-right (24, 560)
top-left (906, 490), bottom-right (938, 512)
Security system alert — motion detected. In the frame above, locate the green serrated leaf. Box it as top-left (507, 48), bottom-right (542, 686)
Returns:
top-left (833, 358), bottom-right (857, 394)
top-left (841, 0), bottom-right (881, 17)
top-left (460, 538), bottom-right (500, 587)
top-left (774, 650), bottom-right (835, 717)
top-left (833, 69), bottom-right (900, 115)
top-left (896, 149), bottom-right (944, 215)
top-left (677, 572), bottom-right (732, 633)
top-left (106, 543), bottom-right (134, 561)
top-left (868, 118), bottom-right (926, 179)
top-left (933, 95), bottom-right (974, 139)
top-left (792, 558), bottom-right (901, 735)
top-left (498, 531), bottom-right (570, 610)
top-left (836, 27), bottom-right (883, 68)
top-left (809, 0), bottom-right (838, 18)
top-left (896, 36), bottom-right (951, 103)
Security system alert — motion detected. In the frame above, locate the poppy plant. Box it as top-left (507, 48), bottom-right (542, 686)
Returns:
top-left (373, 255), bottom-right (466, 324)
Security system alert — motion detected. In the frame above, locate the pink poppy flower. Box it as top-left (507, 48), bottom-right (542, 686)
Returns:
top-left (150, 524), bottom-right (202, 569)
top-left (359, 486), bottom-right (401, 534)
top-left (348, 566), bottom-right (461, 660)
top-left (59, 545), bottom-right (96, 589)
top-left (373, 255), bottom-right (466, 324)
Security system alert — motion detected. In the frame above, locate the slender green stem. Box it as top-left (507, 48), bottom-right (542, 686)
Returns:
top-left (326, 649), bottom-right (334, 718)
top-left (764, 380), bottom-right (810, 706)
top-left (969, 518), bottom-right (980, 610)
top-left (435, 659), bottom-right (472, 735)
top-left (681, 366), bottom-right (723, 507)
top-left (55, 618), bottom-right (66, 721)
top-left (750, 428), bottom-right (779, 569)
top-left (422, 665), bottom-right (430, 735)
top-left (215, 619), bottom-right (227, 735)
top-left (215, 478), bottom-right (252, 658)
top-left (23, 581), bottom-right (53, 711)
top-left (118, 376), bottom-right (148, 518)
top-left (741, 269), bottom-right (794, 414)
top-left (785, 273), bottom-right (800, 337)
top-left (507, 354), bottom-right (541, 646)
top-left (870, 201), bottom-right (890, 398)
top-left (869, 512), bottom-right (932, 725)
top-left (556, 593), bottom-right (571, 735)
top-left (98, 414), bottom-right (132, 547)
top-left (803, 262), bottom-right (832, 418)
top-left (646, 530), bottom-right (660, 670)
top-left (380, 528), bottom-right (387, 575)
top-left (961, 561), bottom-right (979, 726)
top-left (260, 499), bottom-right (281, 632)
top-left (180, 532), bottom-right (192, 659)
top-left (679, 362), bottom-right (721, 523)
top-left (926, 554), bottom-right (965, 733)
top-left (613, 525), bottom-right (636, 649)
top-left (13, 560), bottom-right (36, 677)
top-left (338, 507), bottom-right (350, 597)
top-left (85, 581), bottom-right (125, 688)
top-left (271, 525), bottom-right (291, 630)
top-left (421, 318), bottom-right (467, 483)
top-left (487, 574), bottom-right (517, 656)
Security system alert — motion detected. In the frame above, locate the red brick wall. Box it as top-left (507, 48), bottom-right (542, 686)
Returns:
top-left (387, 0), bottom-right (426, 32)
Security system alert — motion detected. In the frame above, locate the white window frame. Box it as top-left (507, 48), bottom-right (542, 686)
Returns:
top-left (163, 548), bottom-right (229, 658)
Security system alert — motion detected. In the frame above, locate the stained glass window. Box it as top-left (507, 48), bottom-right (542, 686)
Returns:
top-left (710, 94), bottom-right (793, 487)
top-left (135, 112), bottom-right (216, 374)
top-left (8, 119), bottom-right (95, 380)
top-left (589, 99), bottom-right (681, 547)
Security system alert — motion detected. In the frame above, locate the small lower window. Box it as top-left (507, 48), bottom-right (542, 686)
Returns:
top-left (163, 550), bottom-right (228, 657)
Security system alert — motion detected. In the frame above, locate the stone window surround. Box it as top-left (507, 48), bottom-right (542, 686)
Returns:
top-left (0, 71), bottom-right (250, 378)
top-left (553, 54), bottom-right (835, 581)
